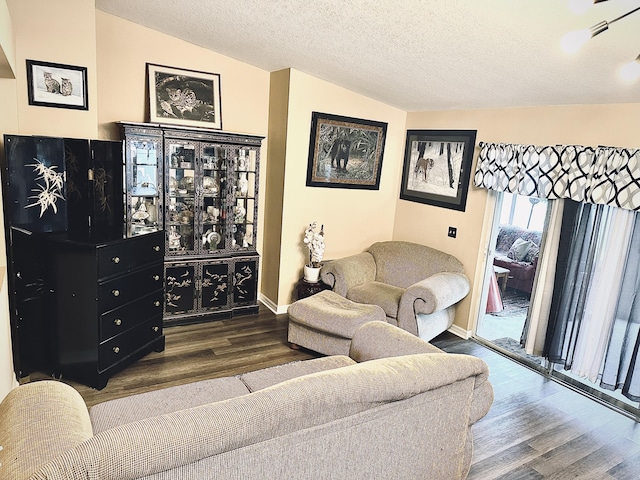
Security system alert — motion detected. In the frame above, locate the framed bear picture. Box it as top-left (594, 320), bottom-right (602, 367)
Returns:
top-left (306, 112), bottom-right (387, 190)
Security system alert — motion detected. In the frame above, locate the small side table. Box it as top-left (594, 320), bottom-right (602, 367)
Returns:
top-left (296, 278), bottom-right (331, 300)
top-left (493, 265), bottom-right (511, 295)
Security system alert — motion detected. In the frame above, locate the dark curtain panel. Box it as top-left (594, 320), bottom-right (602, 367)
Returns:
top-left (544, 202), bottom-right (604, 367)
top-left (600, 215), bottom-right (640, 401)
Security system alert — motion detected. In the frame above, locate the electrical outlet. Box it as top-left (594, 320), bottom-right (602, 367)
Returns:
top-left (448, 226), bottom-right (457, 238)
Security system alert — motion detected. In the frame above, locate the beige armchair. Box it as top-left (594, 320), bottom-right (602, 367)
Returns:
top-left (320, 241), bottom-right (470, 341)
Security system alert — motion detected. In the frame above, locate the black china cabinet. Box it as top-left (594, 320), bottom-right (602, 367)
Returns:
top-left (120, 123), bottom-right (263, 326)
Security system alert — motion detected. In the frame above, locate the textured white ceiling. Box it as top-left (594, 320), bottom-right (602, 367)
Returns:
top-left (95, 0), bottom-right (640, 111)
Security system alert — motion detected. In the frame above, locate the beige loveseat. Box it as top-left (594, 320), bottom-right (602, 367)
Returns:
top-left (0, 322), bottom-right (493, 480)
top-left (321, 241), bottom-right (471, 341)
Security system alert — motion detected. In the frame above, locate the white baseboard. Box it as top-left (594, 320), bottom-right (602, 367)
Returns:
top-left (258, 293), bottom-right (289, 315)
top-left (447, 324), bottom-right (471, 339)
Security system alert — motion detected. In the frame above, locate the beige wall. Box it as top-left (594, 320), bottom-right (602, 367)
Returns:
top-left (95, 12), bottom-right (270, 140)
top-left (400, 103), bottom-right (640, 333)
top-left (0, 0), bottom-right (18, 403)
top-left (261, 68), bottom-right (407, 309)
top-left (0, 0), bottom-right (15, 78)
top-left (10, 0), bottom-right (98, 138)
top-left (260, 69), bottom-right (290, 303)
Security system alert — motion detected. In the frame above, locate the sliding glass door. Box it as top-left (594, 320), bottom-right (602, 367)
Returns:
top-left (475, 191), bottom-right (549, 357)
top-left (476, 193), bottom-right (640, 419)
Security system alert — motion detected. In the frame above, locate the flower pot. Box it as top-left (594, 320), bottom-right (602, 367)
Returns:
top-left (303, 265), bottom-right (322, 283)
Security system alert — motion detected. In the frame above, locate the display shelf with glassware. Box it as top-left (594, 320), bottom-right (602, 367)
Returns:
top-left (123, 125), bottom-right (163, 237)
top-left (120, 122), bottom-right (263, 325)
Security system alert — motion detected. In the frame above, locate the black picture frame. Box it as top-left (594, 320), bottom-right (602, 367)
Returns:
top-left (306, 112), bottom-right (387, 190)
top-left (399, 129), bottom-right (477, 211)
top-left (26, 60), bottom-right (88, 110)
top-left (147, 63), bottom-right (222, 130)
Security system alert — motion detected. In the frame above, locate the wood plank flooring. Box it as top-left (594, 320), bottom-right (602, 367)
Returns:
top-left (30, 307), bottom-right (316, 407)
top-left (432, 334), bottom-right (640, 479)
top-left (31, 306), bottom-right (640, 479)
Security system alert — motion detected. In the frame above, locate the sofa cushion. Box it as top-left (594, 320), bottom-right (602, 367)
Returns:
top-left (90, 376), bottom-right (250, 433)
top-left (288, 290), bottom-right (385, 339)
top-left (523, 243), bottom-right (540, 263)
top-left (240, 356), bottom-right (356, 392)
top-left (347, 281), bottom-right (404, 319)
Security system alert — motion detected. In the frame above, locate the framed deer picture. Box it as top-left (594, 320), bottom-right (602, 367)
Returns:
top-left (399, 129), bottom-right (477, 211)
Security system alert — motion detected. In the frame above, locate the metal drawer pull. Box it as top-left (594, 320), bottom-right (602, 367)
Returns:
top-left (152, 326), bottom-right (159, 332)
top-left (153, 245), bottom-right (160, 252)
top-left (154, 301), bottom-right (161, 307)
top-left (113, 346), bottom-right (120, 354)
top-left (153, 275), bottom-right (160, 281)
top-left (114, 318), bottom-right (122, 326)
top-left (112, 256), bottom-right (120, 264)
top-left (112, 289), bottom-right (120, 297)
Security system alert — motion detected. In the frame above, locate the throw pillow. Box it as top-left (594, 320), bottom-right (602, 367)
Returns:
top-left (523, 243), bottom-right (540, 263)
top-left (507, 238), bottom-right (532, 262)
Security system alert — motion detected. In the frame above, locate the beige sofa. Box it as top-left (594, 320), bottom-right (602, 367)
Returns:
top-left (0, 322), bottom-right (493, 480)
top-left (321, 241), bottom-right (471, 340)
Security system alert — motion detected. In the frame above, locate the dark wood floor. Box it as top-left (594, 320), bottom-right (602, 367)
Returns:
top-left (433, 334), bottom-right (640, 479)
top-left (33, 306), bottom-right (640, 479)
top-left (31, 306), bottom-right (316, 407)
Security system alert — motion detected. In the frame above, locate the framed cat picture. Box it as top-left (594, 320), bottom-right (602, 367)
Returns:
top-left (147, 63), bottom-right (222, 130)
top-left (26, 60), bottom-right (89, 110)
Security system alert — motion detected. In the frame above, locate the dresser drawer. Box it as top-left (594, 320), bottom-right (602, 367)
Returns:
top-left (99, 318), bottom-right (163, 371)
top-left (100, 290), bottom-right (164, 342)
top-left (99, 264), bottom-right (163, 312)
top-left (98, 232), bottom-right (164, 278)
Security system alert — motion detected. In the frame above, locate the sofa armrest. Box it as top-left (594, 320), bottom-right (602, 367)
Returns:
top-left (402, 272), bottom-right (470, 315)
top-left (396, 272), bottom-right (470, 335)
top-left (470, 374), bottom-right (494, 425)
top-left (349, 321), bottom-right (443, 362)
top-left (350, 322), bottom-right (493, 424)
top-left (0, 381), bottom-right (92, 480)
top-left (320, 252), bottom-right (376, 297)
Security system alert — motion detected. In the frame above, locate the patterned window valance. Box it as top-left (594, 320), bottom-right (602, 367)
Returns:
top-left (473, 142), bottom-right (640, 211)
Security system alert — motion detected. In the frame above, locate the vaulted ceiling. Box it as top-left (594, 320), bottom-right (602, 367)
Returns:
top-left (95, 0), bottom-right (640, 111)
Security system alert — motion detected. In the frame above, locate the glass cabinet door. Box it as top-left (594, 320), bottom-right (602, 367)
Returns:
top-left (126, 137), bottom-right (162, 236)
top-left (231, 148), bottom-right (257, 251)
top-left (200, 144), bottom-right (227, 254)
top-left (166, 141), bottom-right (197, 255)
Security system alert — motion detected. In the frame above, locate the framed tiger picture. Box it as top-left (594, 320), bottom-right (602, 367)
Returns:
top-left (147, 63), bottom-right (222, 130)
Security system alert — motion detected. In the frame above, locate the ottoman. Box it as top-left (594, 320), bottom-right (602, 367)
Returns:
top-left (287, 290), bottom-right (387, 355)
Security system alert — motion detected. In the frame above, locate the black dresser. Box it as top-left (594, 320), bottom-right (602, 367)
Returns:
top-left (47, 231), bottom-right (165, 389)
